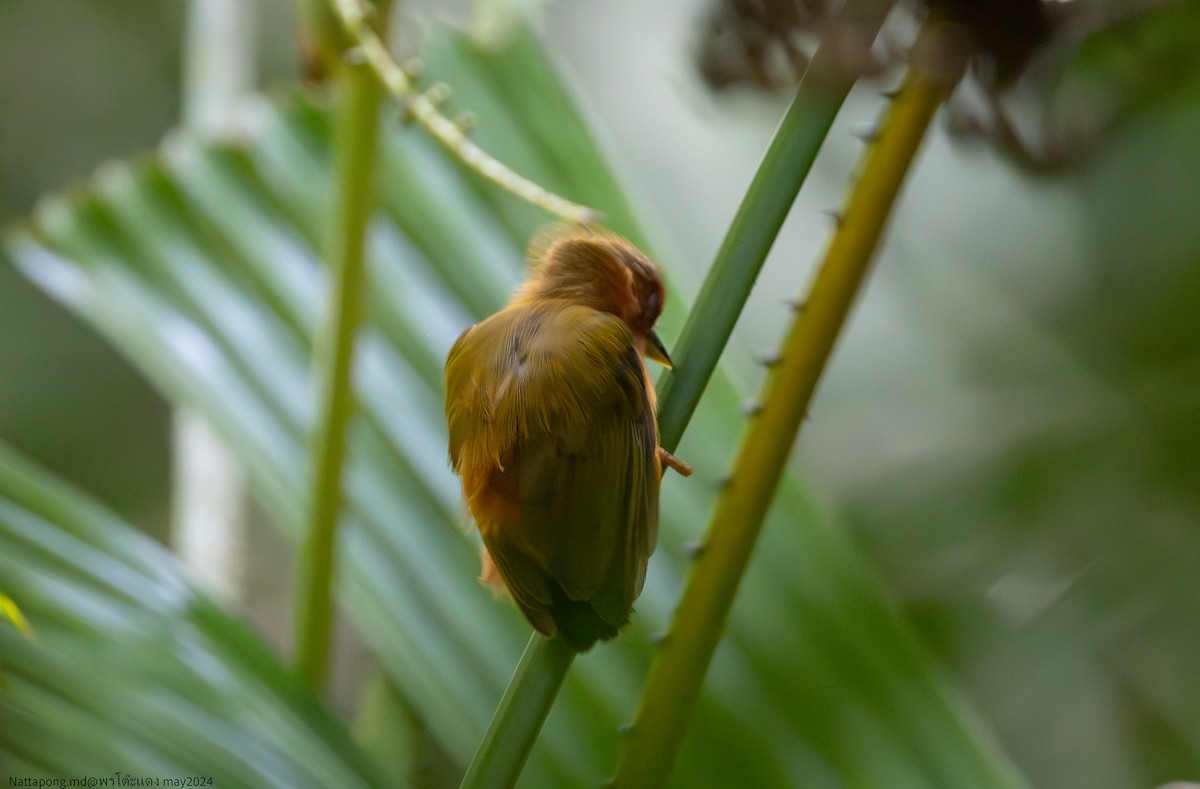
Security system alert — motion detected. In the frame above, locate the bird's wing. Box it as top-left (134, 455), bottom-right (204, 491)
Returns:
top-left (444, 303), bottom-right (658, 633)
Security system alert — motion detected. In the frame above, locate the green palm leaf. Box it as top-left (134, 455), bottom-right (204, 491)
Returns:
top-left (0, 441), bottom-right (381, 786)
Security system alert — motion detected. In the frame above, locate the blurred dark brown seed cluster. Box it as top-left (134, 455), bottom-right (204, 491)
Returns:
top-left (696, 0), bottom-right (836, 90)
top-left (693, 0), bottom-right (1132, 171)
top-left (927, 0), bottom-right (1054, 88)
top-left (695, 0), bottom-right (1056, 92)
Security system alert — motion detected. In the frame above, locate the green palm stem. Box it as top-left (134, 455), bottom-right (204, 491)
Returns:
top-left (457, 3), bottom-right (895, 787)
top-left (611, 18), bottom-right (969, 788)
top-left (656, 0), bottom-right (896, 452)
top-left (457, 634), bottom-right (575, 789)
top-left (293, 17), bottom-right (387, 691)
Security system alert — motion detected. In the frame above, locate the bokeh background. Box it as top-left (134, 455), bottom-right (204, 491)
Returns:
top-left (2, 1), bottom-right (1199, 787)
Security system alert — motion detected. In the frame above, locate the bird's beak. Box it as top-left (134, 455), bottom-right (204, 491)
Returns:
top-left (645, 331), bottom-right (672, 368)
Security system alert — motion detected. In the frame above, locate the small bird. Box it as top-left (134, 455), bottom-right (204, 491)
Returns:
top-left (444, 226), bottom-right (690, 651)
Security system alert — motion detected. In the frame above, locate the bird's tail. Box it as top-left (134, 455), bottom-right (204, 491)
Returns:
top-left (549, 585), bottom-right (624, 652)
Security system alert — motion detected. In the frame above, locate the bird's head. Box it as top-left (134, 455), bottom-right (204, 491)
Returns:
top-left (515, 227), bottom-right (672, 366)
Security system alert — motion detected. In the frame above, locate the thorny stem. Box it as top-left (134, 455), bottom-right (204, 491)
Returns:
top-left (611, 17), bottom-right (969, 788)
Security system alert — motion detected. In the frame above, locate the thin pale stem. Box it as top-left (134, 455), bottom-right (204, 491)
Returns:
top-left (293, 43), bottom-right (384, 690)
top-left (611, 19), bottom-right (967, 788)
top-left (173, 0), bottom-right (256, 605)
top-left (326, 0), bottom-right (596, 224)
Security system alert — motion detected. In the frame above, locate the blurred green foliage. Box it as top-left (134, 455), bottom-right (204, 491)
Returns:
top-left (0, 0), bottom-right (183, 533)
top-left (1, 1), bottom-right (1199, 787)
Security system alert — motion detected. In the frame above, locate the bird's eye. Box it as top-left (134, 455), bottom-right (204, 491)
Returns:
top-left (644, 289), bottom-right (661, 319)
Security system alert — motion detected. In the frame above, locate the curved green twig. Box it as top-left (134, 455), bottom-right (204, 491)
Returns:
top-left (457, 2), bottom-right (895, 786)
top-left (293, 37), bottom-right (386, 690)
top-left (325, 0), bottom-right (597, 223)
top-left (611, 18), bottom-right (968, 787)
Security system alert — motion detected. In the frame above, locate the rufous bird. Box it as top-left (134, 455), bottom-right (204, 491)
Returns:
top-left (444, 226), bottom-right (690, 651)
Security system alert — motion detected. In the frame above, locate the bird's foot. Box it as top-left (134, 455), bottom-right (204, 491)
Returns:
top-left (658, 447), bottom-right (693, 477)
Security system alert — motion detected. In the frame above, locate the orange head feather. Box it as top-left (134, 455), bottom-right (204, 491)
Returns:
top-left (513, 226), bottom-right (671, 366)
